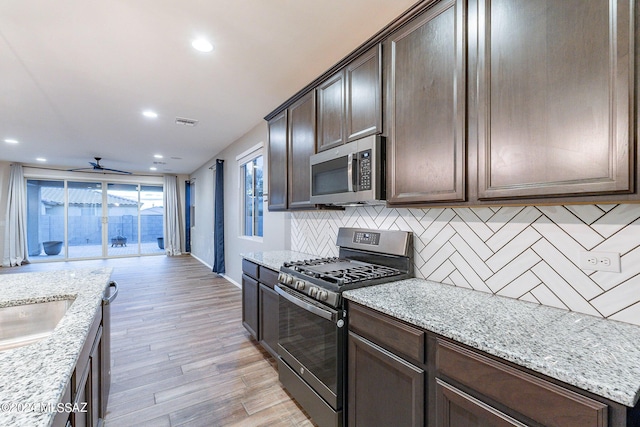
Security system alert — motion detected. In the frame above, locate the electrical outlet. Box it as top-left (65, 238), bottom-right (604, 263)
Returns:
top-left (579, 251), bottom-right (621, 273)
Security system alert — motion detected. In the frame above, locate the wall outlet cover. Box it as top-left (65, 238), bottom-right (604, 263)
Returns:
top-left (579, 251), bottom-right (621, 273)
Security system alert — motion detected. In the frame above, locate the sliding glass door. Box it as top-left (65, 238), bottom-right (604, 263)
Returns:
top-left (106, 183), bottom-right (164, 257)
top-left (26, 179), bottom-right (164, 261)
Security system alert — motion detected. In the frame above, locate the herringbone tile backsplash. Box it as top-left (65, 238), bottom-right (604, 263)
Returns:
top-left (291, 204), bottom-right (640, 327)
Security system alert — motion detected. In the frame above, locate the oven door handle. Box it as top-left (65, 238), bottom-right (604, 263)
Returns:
top-left (275, 285), bottom-right (336, 322)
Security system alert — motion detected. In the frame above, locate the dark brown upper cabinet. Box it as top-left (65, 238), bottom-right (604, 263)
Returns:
top-left (346, 44), bottom-right (383, 142)
top-left (385, 0), bottom-right (466, 204)
top-left (476, 0), bottom-right (634, 200)
top-left (316, 71), bottom-right (346, 152)
top-left (267, 110), bottom-right (288, 211)
top-left (316, 44), bottom-right (383, 153)
top-left (287, 91), bottom-right (317, 209)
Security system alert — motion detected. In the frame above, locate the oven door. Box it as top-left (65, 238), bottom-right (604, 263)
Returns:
top-left (275, 285), bottom-right (345, 411)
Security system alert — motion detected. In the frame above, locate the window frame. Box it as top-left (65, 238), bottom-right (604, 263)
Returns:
top-left (237, 142), bottom-right (265, 241)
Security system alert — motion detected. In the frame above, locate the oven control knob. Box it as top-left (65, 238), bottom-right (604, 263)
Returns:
top-left (309, 287), bottom-right (317, 298)
top-left (295, 280), bottom-right (306, 290)
top-left (285, 275), bottom-right (294, 285)
top-left (278, 272), bottom-right (287, 283)
top-left (317, 290), bottom-right (329, 301)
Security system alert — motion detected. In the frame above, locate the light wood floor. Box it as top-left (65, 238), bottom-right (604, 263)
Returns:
top-left (1, 256), bottom-right (314, 427)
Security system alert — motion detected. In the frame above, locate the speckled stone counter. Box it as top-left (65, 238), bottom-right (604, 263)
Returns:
top-left (0, 268), bottom-right (113, 426)
top-left (343, 278), bottom-right (640, 408)
top-left (241, 250), bottom-right (314, 271)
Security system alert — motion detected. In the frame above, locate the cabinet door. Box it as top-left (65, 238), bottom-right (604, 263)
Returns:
top-left (242, 274), bottom-right (259, 339)
top-left (477, 0), bottom-right (633, 199)
top-left (346, 44), bottom-right (382, 142)
top-left (258, 283), bottom-right (279, 358)
top-left (73, 365), bottom-right (90, 427)
top-left (436, 379), bottom-right (527, 427)
top-left (88, 327), bottom-right (103, 427)
top-left (287, 91), bottom-right (317, 209)
top-left (52, 382), bottom-right (71, 427)
top-left (317, 71), bottom-right (345, 152)
top-left (267, 110), bottom-right (288, 211)
top-left (348, 332), bottom-right (425, 427)
top-left (385, 0), bottom-right (466, 204)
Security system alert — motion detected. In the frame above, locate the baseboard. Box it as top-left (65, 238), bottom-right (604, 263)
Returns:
top-left (189, 253), bottom-right (212, 270)
top-left (189, 254), bottom-right (241, 289)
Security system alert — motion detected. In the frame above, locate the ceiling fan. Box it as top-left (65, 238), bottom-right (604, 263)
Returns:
top-left (69, 157), bottom-right (132, 175)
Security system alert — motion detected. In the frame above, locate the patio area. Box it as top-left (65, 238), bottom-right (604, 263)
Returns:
top-left (30, 241), bottom-right (165, 261)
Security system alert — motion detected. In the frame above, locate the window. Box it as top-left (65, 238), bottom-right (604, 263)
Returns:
top-left (238, 146), bottom-right (264, 238)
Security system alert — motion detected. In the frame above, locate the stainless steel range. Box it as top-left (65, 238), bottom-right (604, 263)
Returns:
top-left (275, 228), bottom-right (413, 427)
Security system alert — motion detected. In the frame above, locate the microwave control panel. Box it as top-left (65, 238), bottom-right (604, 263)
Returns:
top-left (358, 150), bottom-right (372, 190)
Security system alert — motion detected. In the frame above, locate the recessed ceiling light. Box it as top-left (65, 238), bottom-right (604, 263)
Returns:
top-left (4, 139), bottom-right (18, 144)
top-left (192, 38), bottom-right (213, 53)
top-left (143, 110), bottom-right (158, 118)
top-left (149, 167), bottom-right (157, 171)
top-left (154, 154), bottom-right (163, 159)
top-left (36, 157), bottom-right (46, 162)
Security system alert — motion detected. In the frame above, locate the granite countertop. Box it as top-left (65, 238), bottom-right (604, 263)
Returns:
top-left (0, 268), bottom-right (113, 426)
top-left (241, 250), bottom-right (314, 271)
top-left (343, 278), bottom-right (640, 408)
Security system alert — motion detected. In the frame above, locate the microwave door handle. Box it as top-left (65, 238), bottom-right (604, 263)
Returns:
top-left (347, 153), bottom-right (356, 192)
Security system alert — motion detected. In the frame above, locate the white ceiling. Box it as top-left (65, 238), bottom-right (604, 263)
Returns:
top-left (1, 0), bottom-right (418, 175)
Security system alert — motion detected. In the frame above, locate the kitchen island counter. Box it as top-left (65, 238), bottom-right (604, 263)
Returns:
top-left (0, 268), bottom-right (113, 426)
top-left (343, 278), bottom-right (640, 408)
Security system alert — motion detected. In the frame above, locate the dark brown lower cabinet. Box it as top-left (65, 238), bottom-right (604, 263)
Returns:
top-left (348, 332), bottom-right (425, 427)
top-left (259, 283), bottom-right (279, 358)
top-left (242, 259), bottom-right (280, 358)
top-left (241, 273), bottom-right (259, 339)
top-left (347, 301), bottom-right (640, 427)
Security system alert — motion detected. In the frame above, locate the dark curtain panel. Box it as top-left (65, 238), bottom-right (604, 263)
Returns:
top-left (185, 181), bottom-right (191, 253)
top-left (213, 159), bottom-right (225, 274)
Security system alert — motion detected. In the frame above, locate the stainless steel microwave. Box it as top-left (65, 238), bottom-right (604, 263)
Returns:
top-left (310, 135), bottom-right (385, 205)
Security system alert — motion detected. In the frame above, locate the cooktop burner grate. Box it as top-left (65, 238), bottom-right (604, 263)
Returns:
top-left (278, 228), bottom-right (413, 307)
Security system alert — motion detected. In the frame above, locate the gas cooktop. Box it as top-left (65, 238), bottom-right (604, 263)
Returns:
top-left (277, 228), bottom-right (413, 308)
top-left (283, 257), bottom-right (403, 286)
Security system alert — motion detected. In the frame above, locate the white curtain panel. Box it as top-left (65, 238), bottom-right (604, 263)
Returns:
top-left (2, 164), bottom-right (29, 267)
top-left (163, 175), bottom-right (182, 256)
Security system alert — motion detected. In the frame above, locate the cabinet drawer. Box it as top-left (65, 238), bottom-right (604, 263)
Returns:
top-left (242, 259), bottom-right (259, 280)
top-left (259, 266), bottom-right (279, 289)
top-left (436, 340), bottom-right (607, 427)
top-left (348, 302), bottom-right (424, 363)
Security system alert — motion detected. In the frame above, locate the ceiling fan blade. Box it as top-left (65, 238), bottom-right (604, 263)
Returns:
top-left (67, 167), bottom-right (94, 172)
top-left (68, 158), bottom-right (132, 174)
top-left (101, 167), bottom-right (132, 175)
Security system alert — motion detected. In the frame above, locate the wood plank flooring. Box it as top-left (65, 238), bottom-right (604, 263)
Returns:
top-left (1, 256), bottom-right (315, 427)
